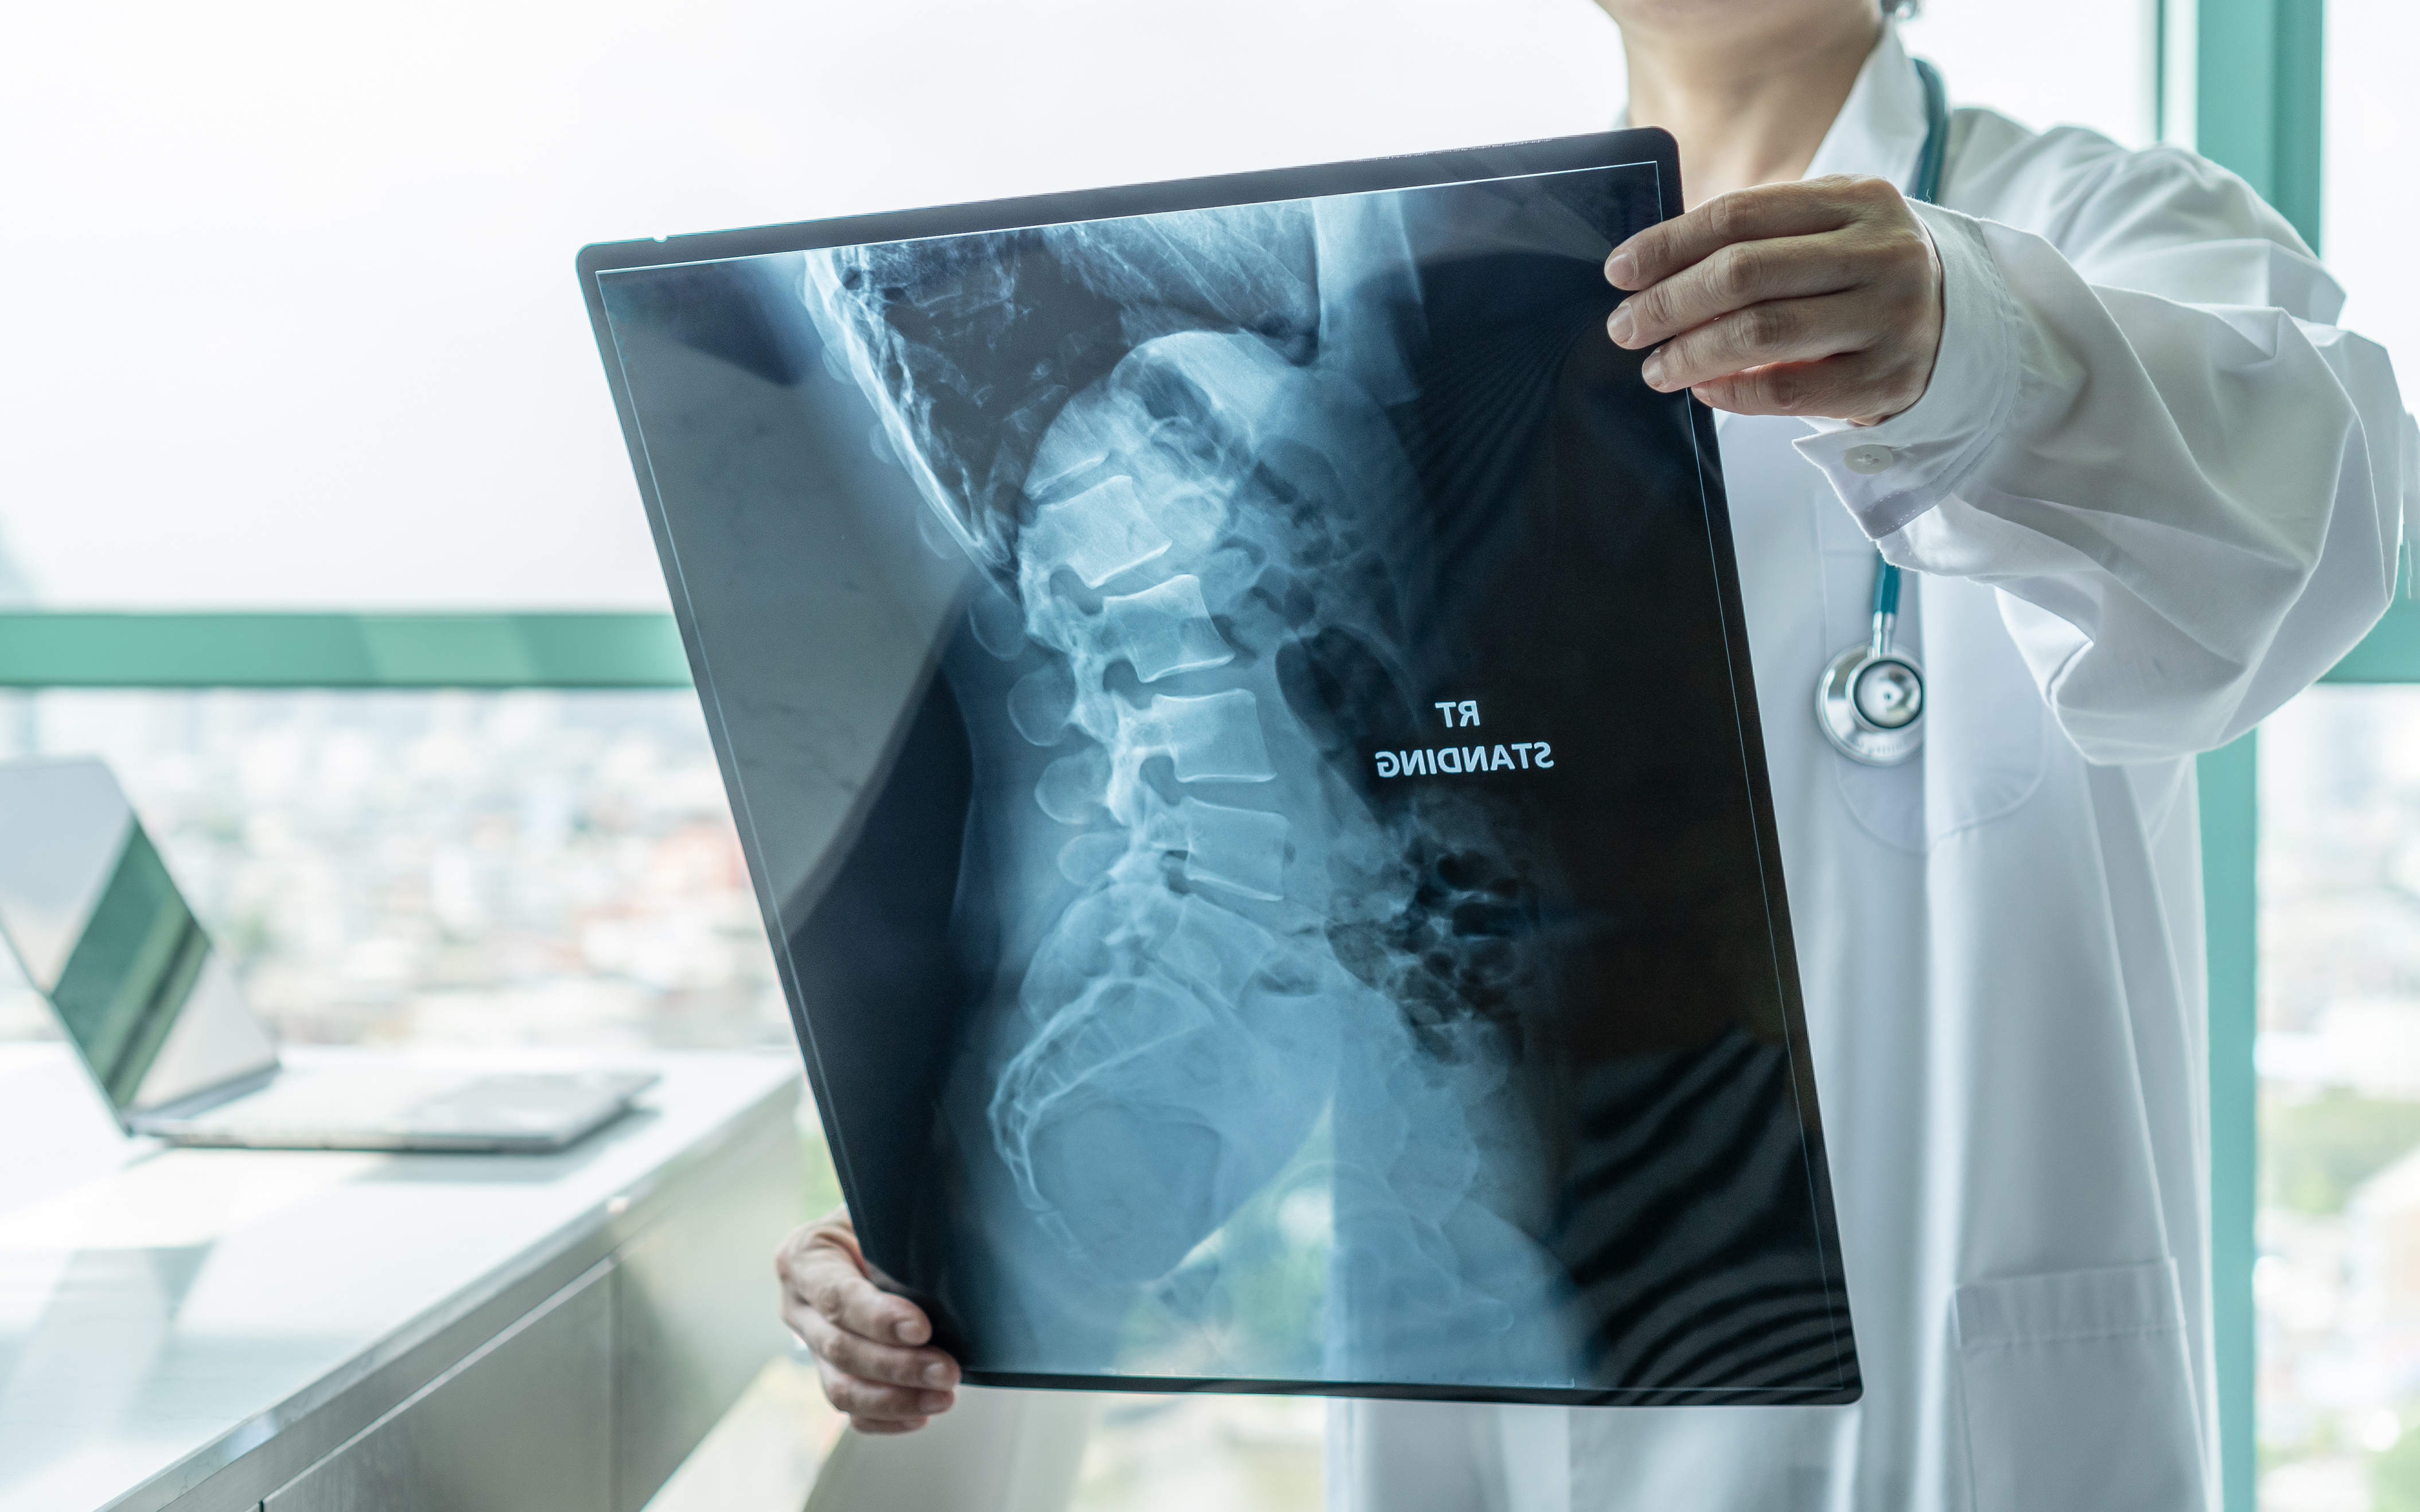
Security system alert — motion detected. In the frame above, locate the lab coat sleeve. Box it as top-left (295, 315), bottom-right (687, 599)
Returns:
top-left (1793, 137), bottom-right (2414, 765)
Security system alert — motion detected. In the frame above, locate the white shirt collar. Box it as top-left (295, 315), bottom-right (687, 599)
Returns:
top-left (1802, 24), bottom-right (1933, 195)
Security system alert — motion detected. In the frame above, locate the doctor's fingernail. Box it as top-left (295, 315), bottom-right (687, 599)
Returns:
top-left (1607, 305), bottom-right (1636, 345)
top-left (1641, 352), bottom-right (1667, 388)
top-left (1605, 250), bottom-right (1637, 286)
top-left (923, 1362), bottom-right (952, 1386)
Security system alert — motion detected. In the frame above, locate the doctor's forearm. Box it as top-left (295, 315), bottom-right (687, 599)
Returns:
top-left (1795, 198), bottom-right (2409, 763)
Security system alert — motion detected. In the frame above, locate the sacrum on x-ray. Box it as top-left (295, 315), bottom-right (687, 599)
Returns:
top-left (581, 131), bottom-right (1858, 1405)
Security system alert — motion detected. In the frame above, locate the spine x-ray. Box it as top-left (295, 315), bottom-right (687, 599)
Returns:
top-left (582, 134), bottom-right (1858, 1404)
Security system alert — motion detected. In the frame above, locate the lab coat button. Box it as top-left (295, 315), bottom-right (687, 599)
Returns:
top-left (1845, 443), bottom-right (1896, 475)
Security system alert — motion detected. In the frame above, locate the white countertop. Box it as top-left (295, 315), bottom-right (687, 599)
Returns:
top-left (0, 1043), bottom-right (802, 1512)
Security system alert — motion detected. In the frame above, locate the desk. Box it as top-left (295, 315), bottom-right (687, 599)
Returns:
top-left (0, 1045), bottom-right (803, 1512)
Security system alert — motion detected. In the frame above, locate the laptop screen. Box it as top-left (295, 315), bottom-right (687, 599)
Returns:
top-left (0, 758), bottom-right (276, 1114)
top-left (581, 134), bottom-right (1857, 1405)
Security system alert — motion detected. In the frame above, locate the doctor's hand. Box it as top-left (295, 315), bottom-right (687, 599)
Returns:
top-left (776, 1209), bottom-right (960, 1435)
top-left (1604, 176), bottom-right (1944, 426)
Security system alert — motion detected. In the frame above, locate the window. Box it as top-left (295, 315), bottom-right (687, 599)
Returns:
top-left (0, 2), bottom-right (2167, 615)
top-left (0, 0), bottom-right (1625, 611)
top-left (0, 689), bottom-right (786, 1051)
top-left (1901, 0), bottom-right (2160, 147)
top-left (2258, 691), bottom-right (2420, 1510)
top-left (2322, 0), bottom-right (2420, 398)
top-left (2251, 2), bottom-right (2420, 1506)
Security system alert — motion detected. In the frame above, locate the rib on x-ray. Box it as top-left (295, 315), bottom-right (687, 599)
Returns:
top-left (588, 145), bottom-right (1858, 1404)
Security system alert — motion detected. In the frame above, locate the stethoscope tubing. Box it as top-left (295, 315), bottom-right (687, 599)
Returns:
top-left (1815, 55), bottom-right (1947, 768)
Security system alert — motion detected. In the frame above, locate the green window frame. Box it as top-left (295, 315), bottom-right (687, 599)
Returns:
top-left (0, 613), bottom-right (692, 690)
top-left (0, 10), bottom-right (2363, 1503)
top-left (2184, 2), bottom-right (2329, 1507)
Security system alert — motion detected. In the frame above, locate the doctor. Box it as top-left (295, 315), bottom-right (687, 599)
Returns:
top-left (779, 0), bottom-right (2416, 1506)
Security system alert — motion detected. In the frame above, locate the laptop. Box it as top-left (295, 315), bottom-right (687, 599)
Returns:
top-left (0, 755), bottom-right (656, 1152)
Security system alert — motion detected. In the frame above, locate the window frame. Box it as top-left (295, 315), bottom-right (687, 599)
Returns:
top-left (0, 613), bottom-right (690, 688)
top-left (2185, 3), bottom-right (2330, 1507)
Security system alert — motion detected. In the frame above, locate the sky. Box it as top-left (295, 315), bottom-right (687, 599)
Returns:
top-left (0, 0), bottom-right (2286, 611)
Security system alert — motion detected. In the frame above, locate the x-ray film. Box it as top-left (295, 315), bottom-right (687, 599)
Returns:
top-left (580, 131), bottom-right (1858, 1405)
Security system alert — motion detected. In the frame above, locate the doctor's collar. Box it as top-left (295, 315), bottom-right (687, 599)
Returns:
top-left (1800, 23), bottom-right (1935, 199)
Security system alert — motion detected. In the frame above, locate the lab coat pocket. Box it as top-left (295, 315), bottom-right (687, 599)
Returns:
top-left (1817, 537), bottom-right (2049, 854)
top-left (1920, 575), bottom-right (2047, 845)
top-left (1952, 1261), bottom-right (2208, 1512)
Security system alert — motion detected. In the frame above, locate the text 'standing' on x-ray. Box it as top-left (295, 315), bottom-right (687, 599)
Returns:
top-left (1374, 700), bottom-right (1555, 779)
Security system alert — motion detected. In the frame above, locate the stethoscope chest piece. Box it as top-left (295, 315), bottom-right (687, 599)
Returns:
top-left (1818, 636), bottom-right (1925, 766)
top-left (1818, 551), bottom-right (1925, 766)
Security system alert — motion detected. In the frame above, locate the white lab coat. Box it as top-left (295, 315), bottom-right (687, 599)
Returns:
top-left (1332, 26), bottom-right (2415, 1512)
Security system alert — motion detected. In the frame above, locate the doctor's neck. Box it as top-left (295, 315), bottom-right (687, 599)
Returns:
top-left (1603, 0), bottom-right (1885, 208)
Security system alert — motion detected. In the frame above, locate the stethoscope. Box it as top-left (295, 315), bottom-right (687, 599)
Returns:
top-left (1815, 56), bottom-right (1948, 767)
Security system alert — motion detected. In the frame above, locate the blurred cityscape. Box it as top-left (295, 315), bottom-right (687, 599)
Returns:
top-left (8, 679), bottom-right (2410, 1512)
top-left (0, 688), bottom-right (789, 1053)
top-left (2259, 687), bottom-right (2420, 1512)
top-left (0, 684), bottom-right (1330, 1510)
